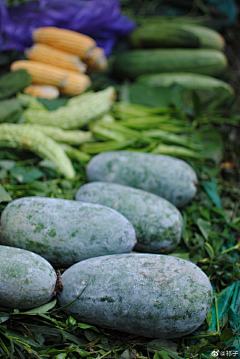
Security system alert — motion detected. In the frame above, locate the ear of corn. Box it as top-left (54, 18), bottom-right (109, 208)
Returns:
top-left (24, 86), bottom-right (116, 129)
top-left (59, 71), bottom-right (91, 97)
top-left (26, 43), bottom-right (87, 73)
top-left (84, 47), bottom-right (108, 73)
top-left (23, 85), bottom-right (60, 99)
top-left (10, 60), bottom-right (91, 96)
top-left (0, 124), bottom-right (75, 178)
top-left (33, 27), bottom-right (96, 59)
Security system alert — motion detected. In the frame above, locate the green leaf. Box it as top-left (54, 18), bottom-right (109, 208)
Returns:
top-left (146, 345), bottom-right (183, 359)
top-left (0, 160), bottom-right (16, 170)
top-left (220, 327), bottom-right (233, 341)
top-left (55, 353), bottom-right (68, 359)
top-left (203, 181), bottom-right (222, 209)
top-left (10, 167), bottom-right (44, 183)
top-left (0, 183), bottom-right (12, 203)
top-left (20, 299), bottom-right (57, 315)
top-left (74, 348), bottom-right (89, 357)
top-left (197, 218), bottom-right (211, 240)
top-left (193, 127), bottom-right (223, 164)
top-left (0, 313), bottom-right (10, 324)
top-left (148, 339), bottom-right (178, 355)
top-left (154, 350), bottom-right (171, 359)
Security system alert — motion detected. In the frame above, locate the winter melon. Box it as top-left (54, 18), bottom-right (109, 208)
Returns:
top-left (0, 197), bottom-right (136, 268)
top-left (86, 151), bottom-right (197, 207)
top-left (58, 253), bottom-right (212, 338)
top-left (76, 182), bottom-right (183, 253)
top-left (0, 245), bottom-right (56, 309)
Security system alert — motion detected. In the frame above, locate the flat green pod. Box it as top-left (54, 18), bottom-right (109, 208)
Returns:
top-left (0, 245), bottom-right (56, 309)
top-left (76, 182), bottom-right (183, 253)
top-left (58, 253), bottom-right (212, 339)
top-left (86, 151), bottom-right (197, 207)
top-left (0, 197), bottom-right (136, 268)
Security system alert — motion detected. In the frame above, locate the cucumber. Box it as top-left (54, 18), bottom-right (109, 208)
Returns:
top-left (0, 197), bottom-right (136, 268)
top-left (57, 253), bottom-right (212, 338)
top-left (129, 23), bottom-right (225, 50)
top-left (86, 151), bottom-right (197, 207)
top-left (0, 245), bottom-right (56, 309)
top-left (76, 182), bottom-right (183, 253)
top-left (112, 49), bottom-right (227, 79)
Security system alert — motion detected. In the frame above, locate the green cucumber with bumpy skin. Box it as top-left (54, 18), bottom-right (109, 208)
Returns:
top-left (0, 245), bottom-right (56, 309)
top-left (86, 151), bottom-right (197, 207)
top-left (75, 182), bottom-right (182, 253)
top-left (0, 197), bottom-right (136, 268)
top-left (57, 253), bottom-right (212, 339)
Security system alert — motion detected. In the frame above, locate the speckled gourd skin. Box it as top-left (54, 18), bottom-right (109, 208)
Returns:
top-left (0, 245), bottom-right (56, 309)
top-left (75, 182), bottom-right (183, 253)
top-left (86, 151), bottom-right (197, 208)
top-left (58, 253), bottom-right (212, 338)
top-left (0, 197), bottom-right (136, 268)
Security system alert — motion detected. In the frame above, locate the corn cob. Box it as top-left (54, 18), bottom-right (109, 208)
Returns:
top-left (11, 61), bottom-right (91, 96)
top-left (59, 71), bottom-right (91, 96)
top-left (26, 43), bottom-right (87, 73)
top-left (23, 85), bottom-right (60, 99)
top-left (84, 47), bottom-right (107, 73)
top-left (24, 86), bottom-right (116, 129)
top-left (27, 124), bottom-right (95, 145)
top-left (33, 27), bottom-right (96, 59)
top-left (0, 124), bottom-right (75, 178)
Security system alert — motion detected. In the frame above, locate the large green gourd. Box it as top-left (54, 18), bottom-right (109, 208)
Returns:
top-left (0, 197), bottom-right (136, 268)
top-left (0, 245), bottom-right (56, 309)
top-left (58, 253), bottom-right (212, 339)
top-left (76, 182), bottom-right (183, 253)
top-left (86, 151), bottom-right (197, 208)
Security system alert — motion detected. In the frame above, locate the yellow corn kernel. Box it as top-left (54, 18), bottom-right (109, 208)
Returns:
top-left (84, 47), bottom-right (108, 73)
top-left (60, 71), bottom-right (91, 97)
top-left (23, 85), bottom-right (60, 99)
top-left (11, 60), bottom-right (69, 87)
top-left (33, 27), bottom-right (96, 59)
top-left (26, 43), bottom-right (86, 73)
top-left (11, 60), bottom-right (91, 96)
